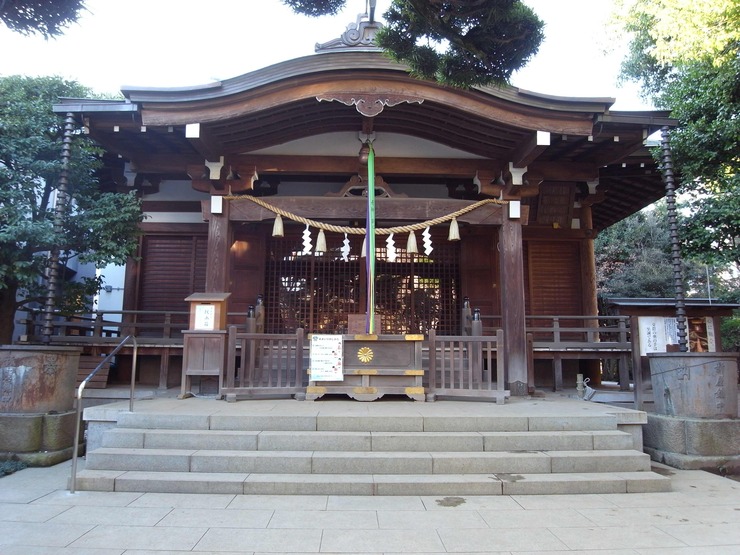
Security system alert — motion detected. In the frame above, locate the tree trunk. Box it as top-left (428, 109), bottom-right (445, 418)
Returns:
top-left (0, 283), bottom-right (19, 344)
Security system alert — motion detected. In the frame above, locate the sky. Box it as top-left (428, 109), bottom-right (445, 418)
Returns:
top-left (0, 0), bottom-right (651, 110)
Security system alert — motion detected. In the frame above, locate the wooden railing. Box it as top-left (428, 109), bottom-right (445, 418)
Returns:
top-left (17, 308), bottom-right (253, 344)
top-left (427, 329), bottom-right (508, 403)
top-left (470, 313), bottom-right (633, 391)
top-left (17, 307), bottom-right (633, 400)
top-left (17, 308), bottom-right (189, 342)
top-left (17, 308), bottom-right (243, 391)
top-left (223, 326), bottom-right (306, 402)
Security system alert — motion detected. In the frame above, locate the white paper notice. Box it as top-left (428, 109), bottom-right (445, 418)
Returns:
top-left (638, 316), bottom-right (680, 355)
top-left (193, 304), bottom-right (216, 330)
top-left (309, 334), bottom-right (344, 381)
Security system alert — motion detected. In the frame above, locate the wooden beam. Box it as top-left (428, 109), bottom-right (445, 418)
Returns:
top-left (184, 123), bottom-right (224, 162)
top-left (528, 161), bottom-right (600, 181)
top-left (232, 155), bottom-right (359, 175)
top-left (231, 155), bottom-right (502, 178)
top-left (510, 131), bottom-right (550, 168)
top-left (217, 197), bottom-right (504, 226)
top-left (130, 154), bottom-right (604, 183)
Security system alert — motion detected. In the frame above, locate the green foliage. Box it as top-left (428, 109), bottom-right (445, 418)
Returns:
top-left (615, 0), bottom-right (740, 284)
top-left (615, 0), bottom-right (739, 67)
top-left (659, 55), bottom-right (739, 184)
top-left (680, 182), bottom-right (740, 267)
top-left (596, 205), bottom-right (675, 298)
top-left (595, 203), bottom-right (708, 299)
top-left (282, 0), bottom-right (345, 17)
top-left (0, 0), bottom-right (86, 38)
top-left (0, 75), bottom-right (143, 341)
top-left (282, 0), bottom-right (544, 88)
top-left (665, 56), bottom-right (739, 270)
top-left (375, 0), bottom-right (544, 87)
top-left (720, 316), bottom-right (740, 352)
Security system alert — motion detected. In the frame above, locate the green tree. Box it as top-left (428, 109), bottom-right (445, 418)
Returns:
top-left (615, 0), bottom-right (738, 69)
top-left (596, 204), bottom-right (675, 299)
top-left (615, 0), bottom-right (740, 350)
top-left (595, 203), bottom-right (710, 300)
top-left (288, 0), bottom-right (544, 87)
top-left (667, 55), bottom-right (740, 269)
top-left (615, 0), bottom-right (739, 271)
top-left (0, 75), bottom-right (143, 344)
top-left (375, 0), bottom-right (544, 87)
top-left (0, 0), bottom-right (86, 38)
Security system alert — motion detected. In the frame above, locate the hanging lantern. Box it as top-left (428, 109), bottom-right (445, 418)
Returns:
top-left (316, 229), bottom-right (327, 253)
top-left (448, 217), bottom-right (460, 241)
top-left (272, 214), bottom-right (284, 237)
top-left (406, 230), bottom-right (418, 254)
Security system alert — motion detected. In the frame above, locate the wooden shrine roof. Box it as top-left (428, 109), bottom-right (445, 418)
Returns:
top-left (55, 51), bottom-right (676, 231)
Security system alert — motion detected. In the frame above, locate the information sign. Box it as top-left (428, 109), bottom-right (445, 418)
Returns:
top-left (638, 316), bottom-right (716, 355)
top-left (193, 304), bottom-right (216, 330)
top-left (309, 334), bottom-right (344, 381)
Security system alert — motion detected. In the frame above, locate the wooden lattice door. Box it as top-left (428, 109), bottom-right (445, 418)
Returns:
top-left (263, 231), bottom-right (460, 334)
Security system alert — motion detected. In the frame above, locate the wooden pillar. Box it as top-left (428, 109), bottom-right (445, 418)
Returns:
top-left (580, 204), bottom-right (601, 385)
top-left (205, 197), bottom-right (232, 293)
top-left (580, 205), bottom-right (598, 318)
top-left (499, 217), bottom-right (528, 395)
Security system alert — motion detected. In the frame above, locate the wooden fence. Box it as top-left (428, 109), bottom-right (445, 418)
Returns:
top-left (18, 308), bottom-right (635, 401)
top-left (474, 314), bottom-right (632, 391)
top-left (427, 329), bottom-right (508, 403)
top-left (223, 327), bottom-right (306, 401)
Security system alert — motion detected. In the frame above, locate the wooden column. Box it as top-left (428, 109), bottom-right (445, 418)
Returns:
top-left (579, 205), bottom-right (598, 317)
top-left (205, 197), bottom-right (232, 293)
top-left (499, 217), bottom-right (528, 395)
top-left (579, 204), bottom-right (601, 385)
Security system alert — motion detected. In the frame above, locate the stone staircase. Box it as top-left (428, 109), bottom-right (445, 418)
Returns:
top-left (74, 409), bottom-right (671, 495)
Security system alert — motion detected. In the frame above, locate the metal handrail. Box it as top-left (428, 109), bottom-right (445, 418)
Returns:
top-left (69, 335), bottom-right (139, 494)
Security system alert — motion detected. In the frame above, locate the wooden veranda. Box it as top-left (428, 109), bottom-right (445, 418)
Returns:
top-left (18, 307), bottom-right (634, 404)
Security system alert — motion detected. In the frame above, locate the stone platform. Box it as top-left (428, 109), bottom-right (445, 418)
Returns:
top-left (73, 392), bottom-right (670, 496)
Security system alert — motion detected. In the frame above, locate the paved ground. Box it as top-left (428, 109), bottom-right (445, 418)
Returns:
top-left (1, 458), bottom-right (738, 554)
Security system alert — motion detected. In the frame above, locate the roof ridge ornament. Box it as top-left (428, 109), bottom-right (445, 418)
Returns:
top-left (315, 9), bottom-right (382, 53)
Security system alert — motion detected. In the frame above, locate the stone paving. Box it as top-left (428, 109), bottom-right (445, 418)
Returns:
top-left (1, 458), bottom-right (738, 554)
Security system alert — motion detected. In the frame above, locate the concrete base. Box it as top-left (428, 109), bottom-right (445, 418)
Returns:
top-left (0, 410), bottom-right (80, 466)
top-left (643, 412), bottom-right (740, 475)
top-left (5, 444), bottom-right (80, 466)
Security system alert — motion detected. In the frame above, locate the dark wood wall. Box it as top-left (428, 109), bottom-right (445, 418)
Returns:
top-left (525, 240), bottom-right (583, 316)
top-left (129, 223), bottom-right (588, 330)
top-left (132, 229), bottom-right (208, 331)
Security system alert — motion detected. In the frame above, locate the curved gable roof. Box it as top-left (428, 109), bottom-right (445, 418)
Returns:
top-left (56, 50), bottom-right (676, 230)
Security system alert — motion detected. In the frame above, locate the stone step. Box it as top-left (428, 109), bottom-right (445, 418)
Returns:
top-left (77, 402), bottom-right (661, 497)
top-left (72, 469), bottom-right (671, 496)
top-left (101, 428), bottom-right (635, 452)
top-left (85, 447), bottom-right (651, 475)
top-left (115, 412), bottom-right (620, 433)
